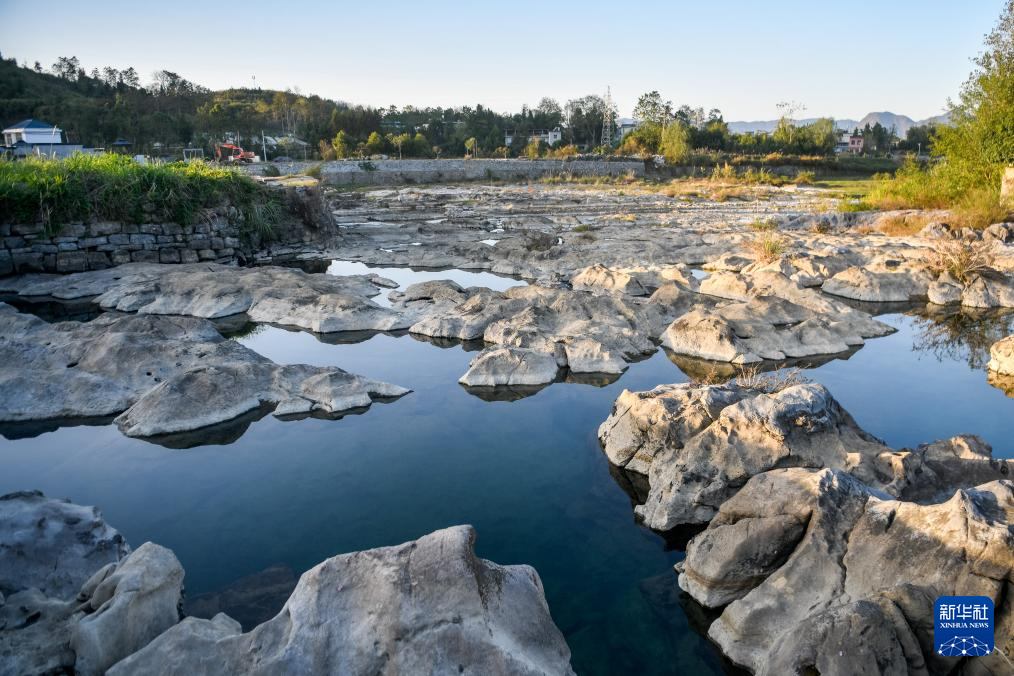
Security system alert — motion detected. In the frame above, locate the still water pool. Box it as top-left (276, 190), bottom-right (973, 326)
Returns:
top-left (1, 268), bottom-right (1012, 676)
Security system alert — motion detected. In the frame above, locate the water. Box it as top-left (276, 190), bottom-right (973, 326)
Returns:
top-left (325, 260), bottom-right (524, 306)
top-left (2, 268), bottom-right (1012, 675)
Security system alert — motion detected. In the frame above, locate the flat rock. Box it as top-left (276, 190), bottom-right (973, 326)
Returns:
top-left (822, 265), bottom-right (932, 302)
top-left (0, 304), bottom-right (408, 438)
top-left (108, 526), bottom-right (574, 676)
top-left (570, 264), bottom-right (649, 296)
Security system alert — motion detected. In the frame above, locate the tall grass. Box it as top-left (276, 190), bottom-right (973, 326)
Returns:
top-left (0, 154), bottom-right (277, 234)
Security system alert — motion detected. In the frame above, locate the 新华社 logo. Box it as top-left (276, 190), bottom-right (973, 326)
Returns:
top-left (934, 596), bottom-right (994, 657)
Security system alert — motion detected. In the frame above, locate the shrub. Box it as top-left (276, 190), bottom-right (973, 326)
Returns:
top-left (304, 163), bottom-right (322, 178)
top-left (0, 154), bottom-right (275, 234)
top-left (927, 240), bottom-right (997, 283)
top-left (748, 232), bottom-right (785, 263)
top-left (262, 164), bottom-right (282, 177)
top-left (794, 170), bottom-right (815, 185)
top-left (748, 219), bottom-right (778, 231)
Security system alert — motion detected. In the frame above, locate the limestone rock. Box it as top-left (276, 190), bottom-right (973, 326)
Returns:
top-left (988, 334), bottom-right (1014, 376)
top-left (0, 304), bottom-right (408, 438)
top-left (822, 265), bottom-right (932, 302)
top-left (459, 346), bottom-right (560, 387)
top-left (72, 543), bottom-right (184, 676)
top-left (681, 468), bottom-right (1014, 676)
top-left (108, 526), bottom-right (575, 676)
top-left (598, 382), bottom-right (1012, 530)
top-left (570, 264), bottom-right (648, 296)
top-left (0, 491), bottom-right (128, 599)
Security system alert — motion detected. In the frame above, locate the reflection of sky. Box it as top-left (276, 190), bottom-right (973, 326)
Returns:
top-left (2, 296), bottom-right (1013, 675)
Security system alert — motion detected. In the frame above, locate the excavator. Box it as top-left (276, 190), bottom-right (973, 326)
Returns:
top-left (214, 143), bottom-right (258, 164)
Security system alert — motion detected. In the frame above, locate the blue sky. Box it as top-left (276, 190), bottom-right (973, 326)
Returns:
top-left (0, 0), bottom-right (1004, 120)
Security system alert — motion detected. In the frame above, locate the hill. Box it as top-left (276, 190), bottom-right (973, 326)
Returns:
top-left (728, 111), bottom-right (949, 136)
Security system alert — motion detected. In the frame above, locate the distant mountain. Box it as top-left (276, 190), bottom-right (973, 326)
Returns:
top-left (728, 111), bottom-right (949, 136)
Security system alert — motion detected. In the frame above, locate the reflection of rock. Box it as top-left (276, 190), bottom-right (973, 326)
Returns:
top-left (664, 348), bottom-right (858, 383)
top-left (598, 381), bottom-right (1013, 530)
top-left (109, 526), bottom-right (574, 676)
top-left (679, 468), bottom-right (1014, 676)
top-left (0, 304), bottom-right (408, 439)
top-left (185, 565), bottom-right (297, 631)
top-left (988, 371), bottom-right (1014, 397)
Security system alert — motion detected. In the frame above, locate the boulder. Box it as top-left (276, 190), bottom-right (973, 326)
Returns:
top-left (71, 543), bottom-right (184, 676)
top-left (988, 334), bottom-right (1014, 376)
top-left (822, 266), bottom-right (932, 302)
top-left (459, 346), bottom-right (560, 387)
top-left (0, 491), bottom-right (128, 599)
top-left (681, 468), bottom-right (1014, 676)
top-left (598, 381), bottom-right (1012, 530)
top-left (570, 264), bottom-right (648, 296)
top-left (108, 526), bottom-right (574, 676)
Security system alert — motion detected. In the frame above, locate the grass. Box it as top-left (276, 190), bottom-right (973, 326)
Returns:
top-left (747, 219), bottom-right (778, 232)
top-left (0, 154), bottom-right (278, 235)
top-left (748, 232), bottom-right (786, 263)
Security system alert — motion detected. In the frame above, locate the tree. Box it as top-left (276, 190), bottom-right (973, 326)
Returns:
top-left (633, 91), bottom-right (673, 126)
top-left (120, 67), bottom-right (140, 88)
top-left (933, 0), bottom-right (1014, 193)
top-left (525, 137), bottom-right (542, 159)
top-left (659, 123), bottom-right (691, 164)
top-left (464, 137), bottom-right (477, 158)
top-left (51, 56), bottom-right (80, 80)
top-left (364, 131), bottom-right (385, 155)
top-left (494, 146), bottom-right (510, 158)
top-left (388, 132), bottom-right (411, 159)
top-left (332, 130), bottom-right (351, 158)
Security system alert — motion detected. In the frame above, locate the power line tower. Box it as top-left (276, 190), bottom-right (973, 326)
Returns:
top-left (601, 87), bottom-right (615, 148)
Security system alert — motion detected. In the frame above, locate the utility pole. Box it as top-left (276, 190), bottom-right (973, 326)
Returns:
top-left (601, 86), bottom-right (614, 149)
top-left (262, 130), bottom-right (268, 162)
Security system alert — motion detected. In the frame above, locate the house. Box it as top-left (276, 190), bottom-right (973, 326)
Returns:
top-left (834, 132), bottom-right (864, 155)
top-left (504, 127), bottom-right (563, 148)
top-left (615, 118), bottom-right (638, 140)
top-left (3, 118), bottom-right (63, 146)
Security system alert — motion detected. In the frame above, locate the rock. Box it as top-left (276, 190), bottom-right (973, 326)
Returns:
top-left (0, 587), bottom-right (79, 675)
top-left (822, 265), bottom-right (932, 302)
top-left (0, 304), bottom-right (408, 438)
top-left (0, 491), bottom-right (128, 599)
top-left (927, 278), bottom-right (963, 305)
top-left (988, 334), bottom-right (1014, 376)
top-left (459, 346), bottom-right (560, 386)
top-left (570, 264), bottom-right (648, 296)
top-left (918, 221), bottom-right (952, 239)
top-left (960, 272), bottom-right (1014, 308)
top-left (10, 263), bottom-right (407, 333)
top-left (71, 543), bottom-right (184, 676)
top-left (661, 296), bottom-right (890, 364)
top-left (682, 468), bottom-right (1014, 676)
top-left (703, 252), bottom-right (754, 272)
top-left (598, 381), bottom-right (1012, 530)
top-left (983, 222), bottom-right (1014, 244)
top-left (108, 526), bottom-right (574, 676)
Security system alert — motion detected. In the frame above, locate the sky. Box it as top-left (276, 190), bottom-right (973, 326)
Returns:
top-left (0, 0), bottom-right (1005, 121)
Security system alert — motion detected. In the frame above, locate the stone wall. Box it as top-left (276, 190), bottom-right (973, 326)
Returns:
top-left (248, 158), bottom-right (645, 186)
top-left (0, 189), bottom-right (338, 275)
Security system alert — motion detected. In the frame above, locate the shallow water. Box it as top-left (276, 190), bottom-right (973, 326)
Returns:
top-left (326, 260), bottom-right (524, 306)
top-left (1, 267), bottom-right (1012, 675)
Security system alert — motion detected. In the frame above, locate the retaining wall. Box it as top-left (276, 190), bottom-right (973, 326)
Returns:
top-left (249, 158), bottom-right (645, 185)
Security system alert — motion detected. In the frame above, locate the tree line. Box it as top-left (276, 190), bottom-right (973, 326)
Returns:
top-left (1, 53), bottom-right (938, 161)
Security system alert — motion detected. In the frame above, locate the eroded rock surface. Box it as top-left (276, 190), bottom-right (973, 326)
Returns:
top-left (108, 526), bottom-right (573, 676)
top-left (598, 381), bottom-right (1012, 530)
top-left (987, 334), bottom-right (1014, 376)
top-left (0, 303), bottom-right (408, 438)
top-left (679, 468), bottom-right (1014, 676)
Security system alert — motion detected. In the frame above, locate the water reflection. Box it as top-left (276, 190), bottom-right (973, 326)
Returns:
top-left (908, 305), bottom-right (1014, 371)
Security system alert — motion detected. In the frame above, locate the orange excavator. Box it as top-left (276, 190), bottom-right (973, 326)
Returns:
top-left (214, 143), bottom-right (258, 163)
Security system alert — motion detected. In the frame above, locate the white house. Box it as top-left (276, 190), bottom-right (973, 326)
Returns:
top-left (504, 127), bottom-right (563, 148)
top-left (615, 118), bottom-right (638, 140)
top-left (3, 119), bottom-right (63, 146)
